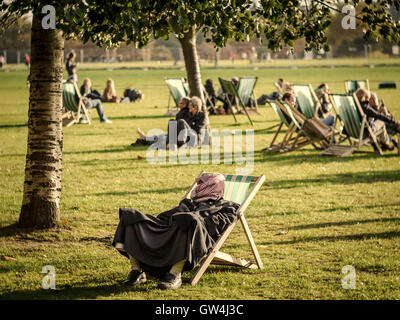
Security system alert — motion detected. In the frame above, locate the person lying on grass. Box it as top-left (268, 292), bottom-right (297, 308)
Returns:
top-left (133, 96), bottom-right (207, 149)
top-left (112, 173), bottom-right (240, 290)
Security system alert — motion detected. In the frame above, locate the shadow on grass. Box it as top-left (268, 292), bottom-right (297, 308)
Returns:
top-left (262, 230), bottom-right (400, 246)
top-left (262, 169), bottom-right (400, 190)
top-left (63, 145), bottom-right (133, 155)
top-left (89, 186), bottom-right (188, 197)
top-left (109, 114), bottom-right (170, 121)
top-left (287, 216), bottom-right (400, 231)
top-left (0, 123), bottom-right (27, 129)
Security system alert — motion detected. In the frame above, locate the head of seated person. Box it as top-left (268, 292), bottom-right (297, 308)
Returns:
top-left (191, 173), bottom-right (225, 203)
top-left (178, 96), bottom-right (190, 110)
top-left (189, 96), bottom-right (203, 115)
top-left (355, 88), bottom-right (371, 104)
top-left (282, 92), bottom-right (296, 108)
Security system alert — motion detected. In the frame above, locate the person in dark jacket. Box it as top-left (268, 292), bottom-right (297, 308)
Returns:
top-left (355, 88), bottom-right (400, 151)
top-left (65, 51), bottom-right (78, 82)
top-left (112, 173), bottom-right (239, 290)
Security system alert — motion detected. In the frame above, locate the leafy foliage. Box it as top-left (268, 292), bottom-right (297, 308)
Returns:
top-left (1, 0), bottom-right (399, 52)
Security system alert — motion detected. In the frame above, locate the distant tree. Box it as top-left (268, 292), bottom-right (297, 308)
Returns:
top-left (1, 0), bottom-right (399, 229)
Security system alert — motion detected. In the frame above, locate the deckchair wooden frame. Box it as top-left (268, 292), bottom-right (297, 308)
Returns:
top-left (182, 171), bottom-right (265, 286)
top-left (218, 77), bottom-right (254, 126)
top-left (292, 83), bottom-right (323, 119)
top-left (62, 81), bottom-right (91, 127)
top-left (344, 79), bottom-right (370, 95)
top-left (272, 100), bottom-right (333, 153)
top-left (265, 101), bottom-right (300, 153)
top-left (328, 93), bottom-right (384, 155)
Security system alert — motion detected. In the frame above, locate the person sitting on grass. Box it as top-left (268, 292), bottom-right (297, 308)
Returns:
top-left (101, 78), bottom-right (121, 103)
top-left (112, 173), bottom-right (240, 290)
top-left (132, 96), bottom-right (191, 147)
top-left (355, 88), bottom-right (400, 151)
top-left (136, 96), bottom-right (207, 149)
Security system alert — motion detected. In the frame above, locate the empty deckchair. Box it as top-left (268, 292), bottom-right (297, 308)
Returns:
top-left (218, 77), bottom-right (254, 126)
top-left (62, 81), bottom-right (91, 127)
top-left (183, 172), bottom-right (265, 286)
top-left (344, 80), bottom-right (370, 95)
top-left (323, 93), bottom-right (383, 156)
top-left (238, 76), bottom-right (259, 113)
top-left (293, 83), bottom-right (322, 119)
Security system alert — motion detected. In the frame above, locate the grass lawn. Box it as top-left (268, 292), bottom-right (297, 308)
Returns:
top-left (0, 60), bottom-right (399, 300)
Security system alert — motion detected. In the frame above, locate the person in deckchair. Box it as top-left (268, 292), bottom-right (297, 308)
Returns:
top-left (355, 88), bottom-right (400, 151)
top-left (315, 83), bottom-right (333, 117)
top-left (282, 91), bottom-right (336, 131)
top-left (112, 173), bottom-right (240, 290)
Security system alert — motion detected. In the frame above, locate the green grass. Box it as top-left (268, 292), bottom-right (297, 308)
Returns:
top-left (0, 59), bottom-right (400, 300)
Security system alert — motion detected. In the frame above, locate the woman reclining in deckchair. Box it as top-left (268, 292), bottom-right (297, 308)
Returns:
top-left (112, 173), bottom-right (240, 290)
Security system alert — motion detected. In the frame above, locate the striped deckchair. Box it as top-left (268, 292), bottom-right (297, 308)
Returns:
top-left (344, 80), bottom-right (370, 95)
top-left (293, 84), bottom-right (322, 119)
top-left (165, 77), bottom-right (188, 111)
top-left (238, 76), bottom-right (259, 112)
top-left (272, 100), bottom-right (333, 153)
top-left (62, 81), bottom-right (91, 127)
top-left (265, 101), bottom-right (296, 152)
top-left (218, 77), bottom-right (254, 126)
top-left (183, 172), bottom-right (265, 286)
top-left (326, 93), bottom-right (383, 155)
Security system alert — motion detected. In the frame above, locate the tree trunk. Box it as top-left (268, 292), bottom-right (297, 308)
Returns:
top-left (178, 27), bottom-right (205, 107)
top-left (19, 14), bottom-right (64, 228)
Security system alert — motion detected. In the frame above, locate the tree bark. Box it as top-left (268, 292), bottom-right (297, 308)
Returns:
top-left (178, 27), bottom-right (205, 108)
top-left (19, 14), bottom-right (64, 228)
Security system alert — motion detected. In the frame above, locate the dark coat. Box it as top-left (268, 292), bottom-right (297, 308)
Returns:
top-left (112, 198), bottom-right (240, 277)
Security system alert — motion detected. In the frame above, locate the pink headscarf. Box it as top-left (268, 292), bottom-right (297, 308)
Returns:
top-left (191, 173), bottom-right (225, 203)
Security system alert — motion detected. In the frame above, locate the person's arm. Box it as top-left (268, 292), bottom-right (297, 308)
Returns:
top-left (191, 112), bottom-right (206, 133)
top-left (362, 103), bottom-right (397, 126)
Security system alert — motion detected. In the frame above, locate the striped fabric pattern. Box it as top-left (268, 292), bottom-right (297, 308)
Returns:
top-left (62, 82), bottom-right (80, 112)
top-left (269, 101), bottom-right (291, 127)
top-left (345, 80), bottom-right (367, 94)
top-left (293, 85), bottom-right (315, 119)
top-left (223, 175), bottom-right (253, 205)
top-left (165, 78), bottom-right (188, 107)
top-left (238, 77), bottom-right (256, 107)
top-left (281, 103), bottom-right (302, 129)
top-left (332, 94), bottom-right (362, 139)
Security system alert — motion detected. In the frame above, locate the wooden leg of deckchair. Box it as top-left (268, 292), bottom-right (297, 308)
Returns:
top-left (226, 98), bottom-right (238, 123)
top-left (211, 251), bottom-right (257, 269)
top-left (190, 222), bottom-right (236, 286)
top-left (398, 134), bottom-right (400, 155)
top-left (239, 214), bottom-right (263, 269)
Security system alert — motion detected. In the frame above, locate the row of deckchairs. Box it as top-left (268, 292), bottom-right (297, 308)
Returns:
top-left (266, 79), bottom-right (398, 156)
top-left (165, 76), bottom-right (259, 126)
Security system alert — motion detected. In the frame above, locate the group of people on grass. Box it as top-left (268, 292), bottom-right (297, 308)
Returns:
top-left (65, 51), bottom-right (144, 124)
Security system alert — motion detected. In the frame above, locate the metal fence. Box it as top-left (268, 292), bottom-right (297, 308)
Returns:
top-left (1, 43), bottom-right (399, 64)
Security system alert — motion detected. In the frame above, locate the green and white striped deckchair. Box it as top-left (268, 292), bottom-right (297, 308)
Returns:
top-left (293, 84), bottom-right (321, 119)
top-left (328, 93), bottom-right (383, 155)
top-left (218, 77), bottom-right (254, 126)
top-left (265, 101), bottom-right (296, 152)
top-left (62, 81), bottom-right (91, 127)
top-left (183, 172), bottom-right (265, 286)
top-left (165, 77), bottom-right (188, 111)
top-left (344, 80), bottom-right (370, 95)
top-left (238, 76), bottom-right (259, 111)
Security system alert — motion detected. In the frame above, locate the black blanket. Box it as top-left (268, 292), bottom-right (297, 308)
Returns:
top-left (112, 198), bottom-right (240, 277)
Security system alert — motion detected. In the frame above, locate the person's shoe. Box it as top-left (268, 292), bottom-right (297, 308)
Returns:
top-left (79, 118), bottom-right (88, 124)
top-left (122, 270), bottom-right (147, 286)
top-left (157, 272), bottom-right (182, 290)
top-left (101, 119), bottom-right (112, 124)
top-left (381, 143), bottom-right (394, 151)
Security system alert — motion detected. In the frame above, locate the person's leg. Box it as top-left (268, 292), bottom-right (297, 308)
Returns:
top-left (158, 259), bottom-right (185, 290)
top-left (321, 115), bottom-right (335, 128)
top-left (372, 120), bottom-right (392, 149)
top-left (88, 99), bottom-right (111, 123)
top-left (123, 254), bottom-right (147, 286)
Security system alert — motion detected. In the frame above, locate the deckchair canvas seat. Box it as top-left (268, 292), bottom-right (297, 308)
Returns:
top-left (62, 81), bottom-right (91, 127)
top-left (184, 172), bottom-right (265, 285)
top-left (344, 80), bottom-right (370, 95)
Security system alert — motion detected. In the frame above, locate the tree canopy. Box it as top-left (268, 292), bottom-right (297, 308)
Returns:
top-left (2, 0), bottom-right (400, 53)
